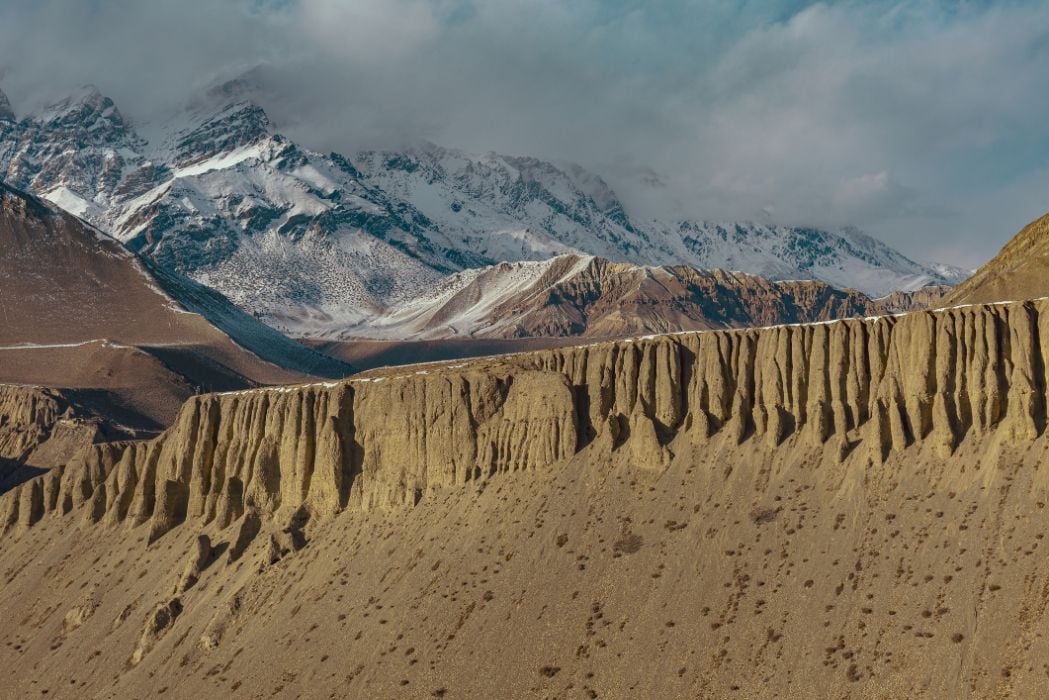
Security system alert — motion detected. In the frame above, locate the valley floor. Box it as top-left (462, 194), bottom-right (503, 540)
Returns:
top-left (310, 336), bottom-right (603, 373)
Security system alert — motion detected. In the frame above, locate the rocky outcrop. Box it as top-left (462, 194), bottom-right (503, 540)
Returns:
top-left (5, 299), bottom-right (1049, 540)
top-left (877, 284), bottom-right (951, 313)
top-left (0, 385), bottom-right (74, 461)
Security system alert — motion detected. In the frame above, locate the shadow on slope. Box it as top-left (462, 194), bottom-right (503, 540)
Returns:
top-left (142, 260), bottom-right (352, 379)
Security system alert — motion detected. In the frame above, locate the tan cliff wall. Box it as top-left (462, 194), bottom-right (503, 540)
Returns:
top-left (0, 385), bottom-right (108, 493)
top-left (0, 385), bottom-right (70, 463)
top-left (3, 298), bottom-right (1047, 540)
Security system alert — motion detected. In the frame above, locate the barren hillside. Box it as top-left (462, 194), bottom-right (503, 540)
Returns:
top-left (0, 180), bottom-right (349, 430)
top-left (942, 211), bottom-right (1049, 306)
top-left (320, 255), bottom-right (947, 341)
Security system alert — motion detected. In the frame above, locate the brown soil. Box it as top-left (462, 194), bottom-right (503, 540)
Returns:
top-left (0, 181), bottom-right (349, 437)
top-left (310, 336), bottom-right (601, 372)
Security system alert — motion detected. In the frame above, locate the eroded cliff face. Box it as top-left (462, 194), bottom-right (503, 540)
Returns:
top-left (3, 298), bottom-right (1047, 542)
top-left (0, 385), bottom-right (109, 493)
top-left (8, 300), bottom-right (1049, 698)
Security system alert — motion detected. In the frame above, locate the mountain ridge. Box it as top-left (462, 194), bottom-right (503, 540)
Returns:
top-left (0, 179), bottom-right (349, 435)
top-left (0, 83), bottom-right (968, 338)
top-left (308, 253), bottom-right (948, 341)
top-left (942, 210), bottom-right (1049, 307)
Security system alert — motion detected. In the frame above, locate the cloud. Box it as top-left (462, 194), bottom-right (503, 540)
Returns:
top-left (0, 0), bottom-right (1047, 267)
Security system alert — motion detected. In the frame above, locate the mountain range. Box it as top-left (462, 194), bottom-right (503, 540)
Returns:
top-left (0, 79), bottom-right (969, 340)
top-left (314, 254), bottom-right (947, 341)
top-left (0, 180), bottom-right (348, 434)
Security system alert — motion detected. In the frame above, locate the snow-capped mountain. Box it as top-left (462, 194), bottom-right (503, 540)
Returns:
top-left (354, 142), bottom-right (970, 298)
top-left (0, 81), bottom-right (969, 338)
top-left (318, 254), bottom-right (947, 341)
top-left (0, 83), bottom-right (456, 329)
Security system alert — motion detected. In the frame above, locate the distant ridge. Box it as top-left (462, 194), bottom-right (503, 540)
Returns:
top-left (310, 254), bottom-right (948, 341)
top-left (942, 211), bottom-right (1049, 306)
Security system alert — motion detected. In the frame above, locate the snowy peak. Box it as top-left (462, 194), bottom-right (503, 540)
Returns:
top-left (352, 143), bottom-right (646, 266)
top-left (0, 89), bottom-right (13, 122)
top-left (0, 86), bottom-right (148, 217)
top-left (168, 101), bottom-right (274, 168)
top-left (202, 67), bottom-right (270, 106)
top-left (652, 219), bottom-right (967, 297)
top-left (160, 66), bottom-right (282, 168)
top-left (31, 85), bottom-right (134, 143)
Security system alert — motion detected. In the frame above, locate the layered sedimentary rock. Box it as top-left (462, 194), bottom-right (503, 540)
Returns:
top-left (4, 298), bottom-right (1047, 541)
top-left (8, 299), bottom-right (1049, 699)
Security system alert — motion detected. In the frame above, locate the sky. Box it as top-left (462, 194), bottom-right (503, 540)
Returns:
top-left (1, 0), bottom-right (1048, 268)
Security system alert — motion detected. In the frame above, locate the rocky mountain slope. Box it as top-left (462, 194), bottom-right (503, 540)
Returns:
top-left (0, 83), bottom-right (967, 337)
top-left (2, 298), bottom-right (1049, 696)
top-left (0, 385), bottom-right (127, 494)
top-left (355, 142), bottom-right (969, 296)
top-left (316, 253), bottom-right (947, 340)
top-left (0, 181), bottom-right (349, 430)
top-left (942, 210), bottom-right (1049, 306)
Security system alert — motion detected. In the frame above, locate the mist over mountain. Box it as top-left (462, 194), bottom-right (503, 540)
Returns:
top-left (1, 1), bottom-right (1047, 268)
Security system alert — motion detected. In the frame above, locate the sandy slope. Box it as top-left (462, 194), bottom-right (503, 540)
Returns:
top-left (6, 432), bottom-right (1045, 699)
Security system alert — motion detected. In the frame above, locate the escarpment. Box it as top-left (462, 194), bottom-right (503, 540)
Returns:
top-left (4, 298), bottom-right (1049, 539)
